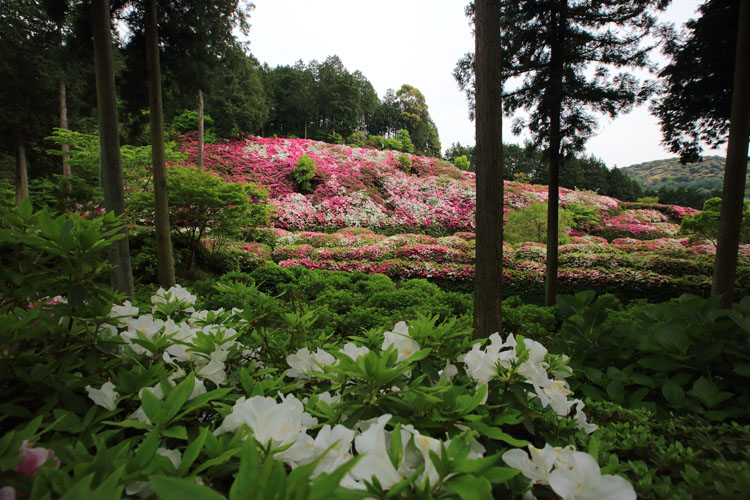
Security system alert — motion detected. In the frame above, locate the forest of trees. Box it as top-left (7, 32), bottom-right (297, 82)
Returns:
top-left (0, 1), bottom-right (441, 191)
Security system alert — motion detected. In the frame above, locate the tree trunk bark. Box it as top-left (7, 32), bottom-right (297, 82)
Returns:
top-left (15, 133), bottom-right (28, 206)
top-left (92, 0), bottom-right (135, 299)
top-left (146, 0), bottom-right (176, 288)
top-left (545, 3), bottom-right (566, 307)
top-left (473, 0), bottom-right (504, 339)
top-left (712, 0), bottom-right (750, 308)
top-left (198, 88), bottom-right (204, 170)
top-left (60, 79), bottom-right (71, 178)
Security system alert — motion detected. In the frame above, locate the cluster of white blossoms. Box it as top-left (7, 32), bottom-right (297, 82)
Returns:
top-left (86, 285), bottom-right (242, 424)
top-left (214, 394), bottom-right (485, 491)
top-left (502, 444), bottom-right (636, 500)
top-left (460, 332), bottom-right (597, 434)
top-left (82, 285), bottom-right (633, 497)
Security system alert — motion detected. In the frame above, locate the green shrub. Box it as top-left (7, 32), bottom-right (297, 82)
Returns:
top-left (129, 165), bottom-right (269, 269)
top-left (172, 109), bottom-right (217, 143)
top-left (454, 155), bottom-right (471, 171)
top-left (398, 153), bottom-right (412, 172)
top-left (681, 197), bottom-right (750, 245)
top-left (504, 203), bottom-right (575, 245)
top-left (292, 154), bottom-right (317, 193)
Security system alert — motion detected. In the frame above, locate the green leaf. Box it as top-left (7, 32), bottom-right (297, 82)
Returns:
top-left (479, 467), bottom-right (519, 485)
top-left (463, 422), bottom-right (529, 447)
top-left (734, 363), bottom-right (750, 377)
top-left (230, 440), bottom-right (260, 500)
top-left (606, 380), bottom-right (625, 403)
top-left (637, 357), bottom-right (684, 371)
top-left (444, 474), bottom-right (493, 500)
top-left (161, 374), bottom-right (196, 425)
top-left (150, 475), bottom-right (226, 500)
top-left (132, 430), bottom-right (160, 472)
top-left (388, 423), bottom-right (403, 470)
top-left (662, 380), bottom-right (685, 408)
top-left (162, 426), bottom-right (188, 440)
top-left (178, 427), bottom-right (210, 475)
top-left (141, 388), bottom-right (163, 425)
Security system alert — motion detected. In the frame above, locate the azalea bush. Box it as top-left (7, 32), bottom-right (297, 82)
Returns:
top-left (554, 291), bottom-right (750, 422)
top-left (256, 228), bottom-right (750, 303)
top-left (5, 201), bottom-right (750, 499)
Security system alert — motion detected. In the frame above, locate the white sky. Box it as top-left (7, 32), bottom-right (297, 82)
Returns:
top-left (247, 0), bottom-right (725, 169)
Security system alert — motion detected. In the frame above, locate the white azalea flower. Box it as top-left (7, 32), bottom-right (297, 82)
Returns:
top-left (85, 381), bottom-right (118, 411)
top-left (109, 301), bottom-right (139, 323)
top-left (121, 315), bottom-right (165, 355)
top-left (156, 447), bottom-right (182, 470)
top-left (517, 339), bottom-right (550, 386)
top-left (214, 395), bottom-right (317, 466)
top-left (438, 360), bottom-right (459, 382)
top-left (309, 424), bottom-right (356, 476)
top-left (502, 444), bottom-right (558, 485)
top-left (548, 451), bottom-right (635, 500)
top-left (351, 414), bottom-right (402, 488)
top-left (532, 380), bottom-right (576, 416)
top-left (196, 348), bottom-right (229, 386)
top-left (382, 321), bottom-right (420, 363)
top-left (152, 284), bottom-right (196, 312)
top-left (410, 430), bottom-right (443, 486)
top-left (573, 400), bottom-right (598, 434)
top-left (317, 391), bottom-right (341, 405)
top-left (460, 343), bottom-right (496, 384)
top-left (339, 342), bottom-right (369, 361)
top-left (286, 347), bottom-right (335, 379)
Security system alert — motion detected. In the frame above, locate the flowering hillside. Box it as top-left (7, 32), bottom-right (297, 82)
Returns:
top-left (179, 135), bottom-right (669, 237)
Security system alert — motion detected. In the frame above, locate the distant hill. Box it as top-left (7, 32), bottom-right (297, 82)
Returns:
top-left (621, 156), bottom-right (750, 198)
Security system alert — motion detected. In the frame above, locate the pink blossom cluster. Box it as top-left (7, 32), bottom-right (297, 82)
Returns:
top-left (592, 214), bottom-right (680, 240)
top-left (176, 136), bottom-right (649, 235)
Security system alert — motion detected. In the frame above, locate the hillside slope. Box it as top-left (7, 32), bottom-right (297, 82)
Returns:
top-left (180, 135), bottom-right (629, 235)
top-left (622, 156), bottom-right (750, 197)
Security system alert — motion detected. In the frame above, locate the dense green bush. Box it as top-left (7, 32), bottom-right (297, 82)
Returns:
top-left (554, 291), bottom-right (750, 422)
top-left (397, 153), bottom-right (412, 172)
top-left (504, 202), bottom-right (575, 245)
top-left (130, 165), bottom-right (269, 269)
top-left (292, 154), bottom-right (317, 193)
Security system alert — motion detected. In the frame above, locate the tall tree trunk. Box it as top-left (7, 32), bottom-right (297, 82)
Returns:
top-left (198, 88), bottom-right (204, 170)
top-left (473, 0), bottom-right (504, 339)
top-left (712, 0), bottom-right (750, 308)
top-left (14, 133), bottom-right (28, 206)
top-left (92, 0), bottom-right (134, 299)
top-left (146, 0), bottom-right (176, 287)
top-left (545, 3), bottom-right (566, 307)
top-left (60, 79), bottom-right (71, 178)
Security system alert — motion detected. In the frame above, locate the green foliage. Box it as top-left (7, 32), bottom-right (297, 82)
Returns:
top-left (172, 109), bottom-right (215, 134)
top-left (653, 0), bottom-right (738, 163)
top-left (554, 291), bottom-right (750, 421)
top-left (503, 203), bottom-right (574, 245)
top-left (44, 129), bottom-right (187, 213)
top-left (454, 155), bottom-right (470, 171)
top-left (573, 401), bottom-right (750, 500)
top-left (681, 197), bottom-right (750, 245)
top-left (397, 154), bottom-right (412, 173)
top-left (0, 198), bottom-right (124, 310)
top-left (395, 129), bottom-right (415, 155)
top-left (0, 177), bottom-right (15, 209)
top-left (130, 166), bottom-right (269, 269)
top-left (563, 203), bottom-right (603, 232)
top-left (293, 154), bottom-right (317, 193)
top-left (637, 196), bottom-right (659, 203)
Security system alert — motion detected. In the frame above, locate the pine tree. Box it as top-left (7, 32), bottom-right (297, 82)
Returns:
top-left (457, 0), bottom-right (667, 305)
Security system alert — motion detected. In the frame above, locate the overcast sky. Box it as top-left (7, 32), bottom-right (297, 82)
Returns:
top-left (247, 0), bottom-right (723, 168)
